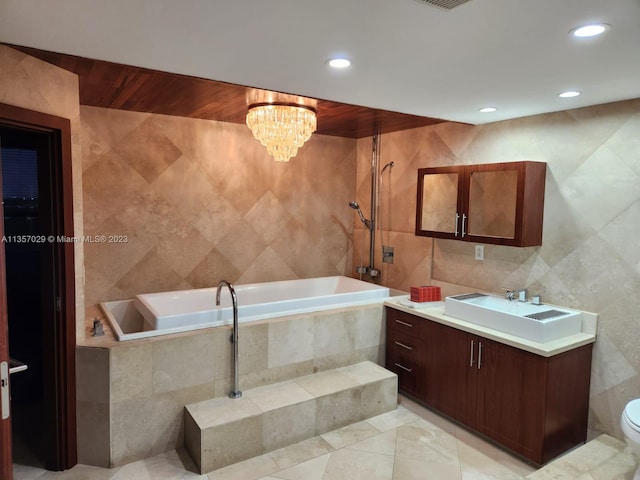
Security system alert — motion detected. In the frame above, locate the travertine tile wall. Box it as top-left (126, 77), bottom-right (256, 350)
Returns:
top-left (0, 45), bottom-right (86, 339)
top-left (80, 105), bottom-right (357, 307)
top-left (354, 99), bottom-right (640, 440)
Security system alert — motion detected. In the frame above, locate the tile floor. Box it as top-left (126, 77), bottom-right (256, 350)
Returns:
top-left (12, 395), bottom-right (637, 479)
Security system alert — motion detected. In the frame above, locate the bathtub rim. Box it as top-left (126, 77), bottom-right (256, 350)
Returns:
top-left (100, 297), bottom-right (396, 342)
top-left (99, 276), bottom-right (398, 342)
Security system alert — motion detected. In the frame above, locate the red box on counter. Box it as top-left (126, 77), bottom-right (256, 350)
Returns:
top-left (410, 285), bottom-right (441, 302)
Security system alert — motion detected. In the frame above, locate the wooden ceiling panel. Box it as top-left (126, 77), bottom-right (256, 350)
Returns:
top-left (9, 44), bottom-right (448, 138)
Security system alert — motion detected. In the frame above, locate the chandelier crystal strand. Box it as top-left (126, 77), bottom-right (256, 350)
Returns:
top-left (246, 105), bottom-right (317, 162)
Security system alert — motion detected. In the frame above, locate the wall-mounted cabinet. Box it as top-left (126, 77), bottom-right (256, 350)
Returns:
top-left (415, 161), bottom-right (546, 246)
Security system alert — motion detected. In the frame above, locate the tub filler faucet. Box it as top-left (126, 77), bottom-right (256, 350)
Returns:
top-left (216, 280), bottom-right (242, 399)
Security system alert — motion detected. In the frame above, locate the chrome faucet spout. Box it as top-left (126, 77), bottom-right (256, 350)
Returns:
top-left (216, 280), bottom-right (237, 308)
top-left (505, 288), bottom-right (528, 302)
top-left (216, 280), bottom-right (242, 399)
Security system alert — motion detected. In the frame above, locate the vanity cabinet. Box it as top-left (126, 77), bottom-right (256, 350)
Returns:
top-left (385, 306), bottom-right (593, 465)
top-left (415, 161), bottom-right (546, 246)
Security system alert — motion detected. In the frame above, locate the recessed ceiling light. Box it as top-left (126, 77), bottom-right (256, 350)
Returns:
top-left (570, 23), bottom-right (610, 38)
top-left (327, 58), bottom-right (351, 69)
top-left (559, 90), bottom-right (581, 98)
top-left (479, 107), bottom-right (497, 113)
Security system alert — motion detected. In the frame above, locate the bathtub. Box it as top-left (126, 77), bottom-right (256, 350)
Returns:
top-left (101, 276), bottom-right (391, 341)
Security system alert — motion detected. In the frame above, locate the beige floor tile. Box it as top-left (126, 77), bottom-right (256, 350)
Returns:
top-left (206, 453), bottom-right (280, 480)
top-left (267, 436), bottom-right (335, 470)
top-left (395, 422), bottom-right (460, 465)
top-left (267, 453), bottom-right (331, 480)
top-left (12, 464), bottom-right (47, 480)
top-left (322, 448), bottom-right (394, 480)
top-left (348, 429), bottom-right (398, 456)
top-left (455, 427), bottom-right (535, 478)
top-left (321, 420), bottom-right (381, 449)
top-left (15, 397), bottom-right (634, 480)
top-left (526, 435), bottom-right (638, 480)
top-left (393, 456), bottom-right (462, 480)
top-left (366, 405), bottom-right (421, 432)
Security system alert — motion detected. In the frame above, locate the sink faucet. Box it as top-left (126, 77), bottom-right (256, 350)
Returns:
top-left (216, 280), bottom-right (242, 399)
top-left (505, 288), bottom-right (528, 302)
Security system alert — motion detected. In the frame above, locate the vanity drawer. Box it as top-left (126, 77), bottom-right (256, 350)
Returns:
top-left (386, 308), bottom-right (426, 339)
top-left (386, 329), bottom-right (426, 398)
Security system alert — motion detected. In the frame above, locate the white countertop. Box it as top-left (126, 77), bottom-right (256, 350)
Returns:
top-left (384, 297), bottom-right (596, 357)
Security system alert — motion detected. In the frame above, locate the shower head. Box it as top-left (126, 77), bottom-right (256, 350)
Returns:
top-left (348, 200), bottom-right (373, 231)
top-left (381, 161), bottom-right (395, 174)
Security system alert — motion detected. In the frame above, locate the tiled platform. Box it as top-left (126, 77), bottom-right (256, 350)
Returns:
top-left (184, 361), bottom-right (397, 473)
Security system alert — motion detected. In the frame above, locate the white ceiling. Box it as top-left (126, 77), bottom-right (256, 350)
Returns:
top-left (1, 0), bottom-right (639, 125)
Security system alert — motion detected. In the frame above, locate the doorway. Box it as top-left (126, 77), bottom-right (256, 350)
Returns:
top-left (0, 103), bottom-right (76, 477)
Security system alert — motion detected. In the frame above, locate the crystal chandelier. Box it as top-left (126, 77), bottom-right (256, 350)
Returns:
top-left (246, 104), bottom-right (317, 162)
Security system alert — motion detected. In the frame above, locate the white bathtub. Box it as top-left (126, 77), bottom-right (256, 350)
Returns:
top-left (101, 276), bottom-right (391, 341)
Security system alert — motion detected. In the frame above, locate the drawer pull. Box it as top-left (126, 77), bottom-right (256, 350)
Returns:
top-left (394, 341), bottom-right (413, 351)
top-left (394, 363), bottom-right (412, 373)
top-left (395, 319), bottom-right (413, 328)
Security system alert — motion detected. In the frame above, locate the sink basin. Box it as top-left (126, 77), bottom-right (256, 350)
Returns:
top-left (444, 293), bottom-right (583, 343)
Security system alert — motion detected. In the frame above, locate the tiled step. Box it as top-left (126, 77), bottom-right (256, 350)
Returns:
top-left (184, 361), bottom-right (397, 474)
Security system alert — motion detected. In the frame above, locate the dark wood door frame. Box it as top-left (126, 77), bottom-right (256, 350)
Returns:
top-left (0, 103), bottom-right (77, 472)
top-left (1, 193), bottom-right (12, 480)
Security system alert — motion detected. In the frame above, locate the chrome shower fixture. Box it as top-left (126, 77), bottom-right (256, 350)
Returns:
top-left (381, 161), bottom-right (395, 174)
top-left (349, 201), bottom-right (373, 231)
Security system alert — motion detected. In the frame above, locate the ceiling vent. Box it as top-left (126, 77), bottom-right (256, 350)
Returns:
top-left (416, 0), bottom-right (472, 10)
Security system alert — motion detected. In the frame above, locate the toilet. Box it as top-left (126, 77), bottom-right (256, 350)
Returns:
top-left (621, 398), bottom-right (640, 479)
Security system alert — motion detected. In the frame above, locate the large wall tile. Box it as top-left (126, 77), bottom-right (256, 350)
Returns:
top-left (110, 343), bottom-right (152, 403)
top-left (152, 333), bottom-right (216, 394)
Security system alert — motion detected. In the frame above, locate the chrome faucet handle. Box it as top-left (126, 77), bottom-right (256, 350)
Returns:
top-left (502, 288), bottom-right (516, 300)
top-left (503, 288), bottom-right (527, 301)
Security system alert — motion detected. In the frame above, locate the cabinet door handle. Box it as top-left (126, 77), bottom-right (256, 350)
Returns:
top-left (394, 363), bottom-right (412, 373)
top-left (477, 341), bottom-right (483, 369)
top-left (461, 213), bottom-right (467, 238)
top-left (454, 212), bottom-right (460, 237)
top-left (469, 340), bottom-right (475, 367)
top-left (395, 319), bottom-right (413, 328)
top-left (394, 341), bottom-right (413, 351)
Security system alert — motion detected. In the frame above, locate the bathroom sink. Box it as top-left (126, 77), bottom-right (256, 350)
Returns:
top-left (444, 293), bottom-right (583, 343)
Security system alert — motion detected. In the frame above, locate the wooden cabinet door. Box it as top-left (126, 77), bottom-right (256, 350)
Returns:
top-left (466, 166), bottom-right (518, 240)
top-left (464, 161), bottom-right (546, 246)
top-left (415, 166), bottom-right (464, 239)
top-left (425, 322), bottom-right (477, 427)
top-left (475, 338), bottom-right (547, 463)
